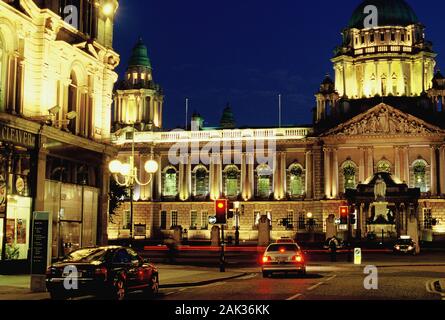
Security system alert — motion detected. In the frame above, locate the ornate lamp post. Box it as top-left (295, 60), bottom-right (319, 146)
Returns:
top-left (109, 125), bottom-right (159, 241)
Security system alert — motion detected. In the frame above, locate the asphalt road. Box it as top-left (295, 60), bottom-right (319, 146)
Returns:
top-left (154, 265), bottom-right (445, 301)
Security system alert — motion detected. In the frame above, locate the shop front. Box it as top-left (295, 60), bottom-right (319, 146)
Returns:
top-left (0, 123), bottom-right (36, 268)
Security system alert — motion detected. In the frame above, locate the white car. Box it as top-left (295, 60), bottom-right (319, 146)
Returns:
top-left (261, 243), bottom-right (307, 278)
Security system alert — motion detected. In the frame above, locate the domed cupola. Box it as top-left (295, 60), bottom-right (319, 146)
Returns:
top-left (123, 38), bottom-right (154, 88)
top-left (348, 0), bottom-right (418, 29)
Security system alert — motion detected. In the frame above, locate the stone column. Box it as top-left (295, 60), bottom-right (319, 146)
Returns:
top-left (440, 146), bottom-right (445, 195)
top-left (273, 152), bottom-right (283, 200)
top-left (241, 153), bottom-right (247, 199)
top-left (34, 140), bottom-right (48, 212)
top-left (367, 147), bottom-right (374, 179)
top-left (430, 146), bottom-right (437, 196)
top-left (210, 154), bottom-right (222, 200)
top-left (152, 155), bottom-right (162, 200)
top-left (323, 148), bottom-right (331, 199)
top-left (247, 153), bottom-right (255, 200)
top-left (178, 155), bottom-right (187, 201)
top-left (404, 147), bottom-right (410, 185)
top-left (332, 148), bottom-right (339, 198)
top-left (359, 147), bottom-right (365, 183)
top-left (305, 151), bottom-right (313, 199)
top-left (140, 153), bottom-right (150, 201)
top-left (280, 152), bottom-right (287, 197)
top-left (395, 146), bottom-right (401, 180)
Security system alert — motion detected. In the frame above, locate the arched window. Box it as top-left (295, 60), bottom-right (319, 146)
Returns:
top-left (256, 164), bottom-right (272, 199)
top-left (377, 160), bottom-right (391, 173)
top-left (68, 71), bottom-right (78, 134)
top-left (163, 167), bottom-right (178, 197)
top-left (223, 165), bottom-right (240, 198)
top-left (288, 164), bottom-right (304, 198)
top-left (342, 161), bottom-right (357, 190)
top-left (413, 160), bottom-right (427, 192)
top-left (193, 165), bottom-right (209, 197)
top-left (0, 35), bottom-right (5, 111)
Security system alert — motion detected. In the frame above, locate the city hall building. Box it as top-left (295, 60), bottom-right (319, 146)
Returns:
top-left (0, 0), bottom-right (119, 270)
top-left (109, 0), bottom-right (445, 243)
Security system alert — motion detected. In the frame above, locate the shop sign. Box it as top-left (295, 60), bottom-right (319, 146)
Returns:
top-left (0, 123), bottom-right (36, 149)
top-left (30, 212), bottom-right (52, 275)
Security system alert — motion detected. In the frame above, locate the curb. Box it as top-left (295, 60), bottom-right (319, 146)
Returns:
top-left (159, 272), bottom-right (249, 289)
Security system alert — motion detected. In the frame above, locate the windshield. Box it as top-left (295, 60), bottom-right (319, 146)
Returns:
top-left (397, 240), bottom-right (414, 245)
top-left (64, 248), bottom-right (108, 263)
top-left (267, 244), bottom-right (299, 252)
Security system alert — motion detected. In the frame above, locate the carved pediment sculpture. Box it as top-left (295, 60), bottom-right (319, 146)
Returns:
top-left (325, 103), bottom-right (443, 137)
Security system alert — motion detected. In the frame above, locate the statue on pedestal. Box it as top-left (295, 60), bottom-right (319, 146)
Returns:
top-left (374, 175), bottom-right (387, 202)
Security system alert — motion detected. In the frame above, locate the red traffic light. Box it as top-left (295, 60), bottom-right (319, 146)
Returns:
top-left (215, 199), bottom-right (228, 224)
top-left (339, 206), bottom-right (349, 224)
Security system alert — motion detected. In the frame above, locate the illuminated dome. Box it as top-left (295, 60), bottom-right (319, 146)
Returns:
top-left (348, 0), bottom-right (418, 29)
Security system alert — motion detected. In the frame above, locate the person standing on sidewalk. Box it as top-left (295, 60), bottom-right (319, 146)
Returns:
top-left (164, 236), bottom-right (179, 264)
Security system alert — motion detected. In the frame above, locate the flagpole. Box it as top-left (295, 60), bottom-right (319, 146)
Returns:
top-left (278, 94), bottom-right (282, 128)
top-left (185, 98), bottom-right (189, 130)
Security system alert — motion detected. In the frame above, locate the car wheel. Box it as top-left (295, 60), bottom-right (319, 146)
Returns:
top-left (144, 274), bottom-right (159, 297)
top-left (301, 268), bottom-right (307, 276)
top-left (262, 271), bottom-right (270, 278)
top-left (113, 278), bottom-right (127, 301)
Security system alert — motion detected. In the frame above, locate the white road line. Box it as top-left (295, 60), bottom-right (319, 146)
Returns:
top-left (325, 275), bottom-right (337, 282)
top-left (307, 282), bottom-right (325, 291)
top-left (286, 293), bottom-right (303, 301)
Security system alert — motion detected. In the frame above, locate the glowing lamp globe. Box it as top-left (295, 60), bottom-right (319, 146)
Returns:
top-left (102, 3), bottom-right (114, 16)
top-left (109, 160), bottom-right (122, 174)
top-left (144, 160), bottom-right (159, 174)
top-left (120, 163), bottom-right (132, 176)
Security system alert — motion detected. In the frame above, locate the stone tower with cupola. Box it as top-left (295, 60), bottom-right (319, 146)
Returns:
top-left (113, 38), bottom-right (164, 131)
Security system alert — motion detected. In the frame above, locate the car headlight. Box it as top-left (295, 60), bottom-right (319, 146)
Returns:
top-left (395, 245), bottom-right (400, 250)
top-left (408, 246), bottom-right (414, 250)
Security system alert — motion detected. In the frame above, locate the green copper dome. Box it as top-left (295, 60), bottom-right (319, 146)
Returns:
top-left (348, 0), bottom-right (418, 29)
top-left (128, 38), bottom-right (152, 68)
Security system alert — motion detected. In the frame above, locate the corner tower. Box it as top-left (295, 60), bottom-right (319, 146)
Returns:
top-left (113, 38), bottom-right (164, 131)
top-left (316, 0), bottom-right (437, 125)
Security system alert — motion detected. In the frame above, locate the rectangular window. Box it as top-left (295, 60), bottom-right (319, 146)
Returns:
top-left (298, 213), bottom-right (306, 230)
top-left (254, 211), bottom-right (261, 227)
top-left (401, 34), bottom-right (405, 42)
top-left (361, 36), bottom-right (365, 44)
top-left (380, 33), bottom-right (385, 41)
top-left (122, 210), bottom-right (131, 230)
top-left (391, 33), bottom-right (396, 41)
top-left (160, 211), bottom-right (167, 230)
top-left (287, 211), bottom-right (294, 230)
top-left (171, 211), bottom-right (178, 228)
top-left (190, 211), bottom-right (198, 230)
top-left (201, 211), bottom-right (209, 230)
top-left (423, 208), bottom-right (433, 230)
top-left (370, 34), bottom-right (375, 43)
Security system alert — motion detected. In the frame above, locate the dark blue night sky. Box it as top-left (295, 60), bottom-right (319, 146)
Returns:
top-left (113, 0), bottom-right (445, 129)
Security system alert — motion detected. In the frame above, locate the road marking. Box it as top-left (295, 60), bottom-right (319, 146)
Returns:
top-left (307, 282), bottom-right (324, 291)
top-left (286, 293), bottom-right (302, 301)
top-left (325, 275), bottom-right (337, 282)
top-left (238, 273), bottom-right (258, 280)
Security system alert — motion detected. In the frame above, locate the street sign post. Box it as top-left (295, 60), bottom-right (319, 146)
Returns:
top-left (354, 248), bottom-right (362, 265)
top-left (30, 211), bottom-right (52, 292)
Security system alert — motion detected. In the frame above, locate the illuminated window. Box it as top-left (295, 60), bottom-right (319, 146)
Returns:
top-left (171, 211), bottom-right (178, 228)
top-left (377, 160), bottom-right (391, 173)
top-left (0, 35), bottom-right (5, 111)
top-left (193, 166), bottom-right (209, 197)
top-left (342, 161), bottom-right (357, 190)
top-left (201, 211), bottom-right (209, 230)
top-left (413, 160), bottom-right (427, 192)
top-left (163, 167), bottom-right (178, 197)
top-left (256, 164), bottom-right (272, 199)
top-left (423, 208), bottom-right (433, 230)
top-left (190, 211), bottom-right (198, 230)
top-left (223, 165), bottom-right (240, 197)
top-left (68, 71), bottom-right (78, 134)
top-left (288, 164), bottom-right (304, 197)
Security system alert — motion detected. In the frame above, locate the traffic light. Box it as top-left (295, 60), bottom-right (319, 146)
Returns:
top-left (215, 199), bottom-right (228, 224)
top-left (227, 202), bottom-right (234, 219)
top-left (339, 206), bottom-right (349, 225)
top-left (349, 213), bottom-right (356, 225)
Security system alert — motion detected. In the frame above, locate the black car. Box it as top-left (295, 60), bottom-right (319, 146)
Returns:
top-left (393, 237), bottom-right (417, 255)
top-left (46, 246), bottom-right (159, 300)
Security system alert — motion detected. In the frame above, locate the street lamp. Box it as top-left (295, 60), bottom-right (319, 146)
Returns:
top-left (306, 212), bottom-right (315, 242)
top-left (109, 124), bottom-right (159, 241)
top-left (233, 201), bottom-right (241, 245)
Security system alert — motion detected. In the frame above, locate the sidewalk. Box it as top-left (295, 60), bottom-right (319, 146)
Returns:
top-left (0, 265), bottom-right (247, 300)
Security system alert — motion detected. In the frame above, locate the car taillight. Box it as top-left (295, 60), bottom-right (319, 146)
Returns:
top-left (293, 255), bottom-right (304, 263)
top-left (262, 256), bottom-right (271, 264)
top-left (95, 267), bottom-right (108, 279)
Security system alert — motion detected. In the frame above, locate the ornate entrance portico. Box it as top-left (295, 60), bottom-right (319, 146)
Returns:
top-left (346, 172), bottom-right (421, 240)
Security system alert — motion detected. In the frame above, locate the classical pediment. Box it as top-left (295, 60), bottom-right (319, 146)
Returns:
top-left (323, 103), bottom-right (444, 137)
